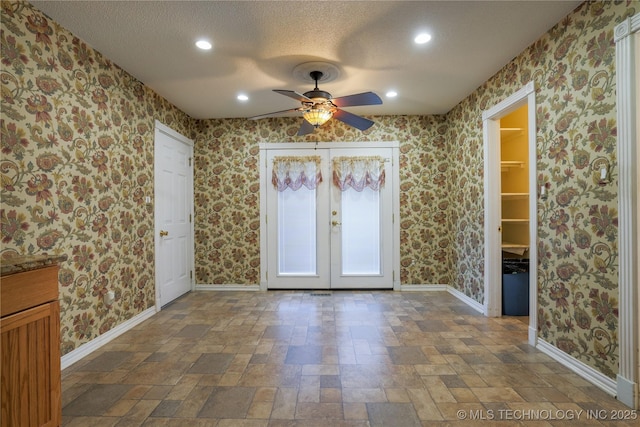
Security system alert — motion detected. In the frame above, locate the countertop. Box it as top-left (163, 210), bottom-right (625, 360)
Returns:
top-left (1, 254), bottom-right (68, 277)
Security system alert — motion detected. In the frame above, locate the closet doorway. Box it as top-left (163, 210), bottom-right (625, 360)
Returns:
top-left (483, 82), bottom-right (538, 345)
top-left (259, 142), bottom-right (400, 290)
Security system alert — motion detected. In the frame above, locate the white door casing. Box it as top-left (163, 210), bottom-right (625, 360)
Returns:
top-left (154, 121), bottom-right (194, 307)
top-left (614, 13), bottom-right (639, 409)
top-left (259, 142), bottom-right (400, 291)
top-left (482, 82), bottom-right (538, 345)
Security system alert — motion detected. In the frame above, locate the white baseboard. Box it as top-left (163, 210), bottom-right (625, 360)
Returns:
top-left (195, 284), bottom-right (261, 291)
top-left (398, 284), bottom-right (485, 314)
top-left (400, 284), bottom-right (448, 291)
top-left (446, 285), bottom-right (486, 314)
top-left (536, 338), bottom-right (617, 397)
top-left (61, 307), bottom-right (156, 370)
top-left (617, 374), bottom-right (638, 408)
top-left (528, 325), bottom-right (537, 346)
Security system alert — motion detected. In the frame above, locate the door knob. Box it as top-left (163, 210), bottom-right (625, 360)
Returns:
top-left (160, 230), bottom-right (169, 237)
top-left (331, 221), bottom-right (341, 226)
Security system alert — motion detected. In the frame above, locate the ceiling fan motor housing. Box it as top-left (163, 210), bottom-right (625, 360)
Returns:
top-left (304, 71), bottom-right (332, 102)
top-left (303, 89), bottom-right (332, 103)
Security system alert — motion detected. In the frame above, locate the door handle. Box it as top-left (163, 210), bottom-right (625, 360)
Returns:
top-left (160, 230), bottom-right (169, 237)
top-left (331, 221), bottom-right (341, 226)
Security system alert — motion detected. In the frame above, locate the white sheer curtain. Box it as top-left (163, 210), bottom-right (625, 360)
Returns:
top-left (332, 156), bottom-right (385, 192)
top-left (272, 156), bottom-right (323, 192)
top-left (272, 156), bottom-right (322, 275)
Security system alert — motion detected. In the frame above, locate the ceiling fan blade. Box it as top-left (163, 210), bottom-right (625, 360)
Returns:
top-left (274, 89), bottom-right (312, 102)
top-left (297, 119), bottom-right (315, 136)
top-left (333, 109), bottom-right (375, 131)
top-left (331, 91), bottom-right (382, 107)
top-left (249, 108), bottom-right (300, 120)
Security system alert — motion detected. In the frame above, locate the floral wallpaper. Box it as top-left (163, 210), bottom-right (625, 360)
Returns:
top-left (1, 0), bottom-right (193, 355)
top-left (0, 0), bottom-right (635, 382)
top-left (192, 115), bottom-right (452, 287)
top-left (445, 0), bottom-right (636, 379)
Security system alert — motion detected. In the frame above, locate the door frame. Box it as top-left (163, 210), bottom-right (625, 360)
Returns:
top-left (614, 13), bottom-right (639, 409)
top-left (482, 82), bottom-right (538, 345)
top-left (153, 120), bottom-right (195, 309)
top-left (259, 141), bottom-right (400, 291)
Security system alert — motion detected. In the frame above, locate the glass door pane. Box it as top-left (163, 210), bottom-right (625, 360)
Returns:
top-left (340, 186), bottom-right (381, 275)
top-left (277, 187), bottom-right (317, 275)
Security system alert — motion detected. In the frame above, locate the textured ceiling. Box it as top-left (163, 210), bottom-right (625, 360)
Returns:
top-left (31, 1), bottom-right (582, 119)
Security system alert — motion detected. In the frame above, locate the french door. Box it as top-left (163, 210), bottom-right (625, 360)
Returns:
top-left (261, 143), bottom-right (398, 289)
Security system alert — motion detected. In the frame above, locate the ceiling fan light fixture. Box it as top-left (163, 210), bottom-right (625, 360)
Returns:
top-left (302, 106), bottom-right (333, 128)
top-left (250, 62), bottom-right (382, 134)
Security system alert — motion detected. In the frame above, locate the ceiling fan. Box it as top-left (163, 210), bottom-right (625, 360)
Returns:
top-left (249, 70), bottom-right (382, 136)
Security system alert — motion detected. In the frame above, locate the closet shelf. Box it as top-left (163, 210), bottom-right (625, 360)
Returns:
top-left (501, 160), bottom-right (525, 172)
top-left (501, 192), bottom-right (529, 200)
top-left (502, 242), bottom-right (529, 249)
top-left (502, 242), bottom-right (529, 255)
top-left (500, 127), bottom-right (525, 141)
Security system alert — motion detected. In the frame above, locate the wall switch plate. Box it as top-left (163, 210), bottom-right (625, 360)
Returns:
top-left (105, 290), bottom-right (115, 305)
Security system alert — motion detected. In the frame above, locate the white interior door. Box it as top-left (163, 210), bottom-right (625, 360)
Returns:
top-left (264, 145), bottom-right (395, 289)
top-left (154, 121), bottom-right (194, 306)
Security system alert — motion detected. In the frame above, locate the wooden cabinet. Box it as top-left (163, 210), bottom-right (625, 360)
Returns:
top-left (1, 263), bottom-right (62, 427)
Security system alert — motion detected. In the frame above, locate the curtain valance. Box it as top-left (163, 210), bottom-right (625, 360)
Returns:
top-left (272, 156), bottom-right (323, 192)
top-left (332, 156), bottom-right (385, 192)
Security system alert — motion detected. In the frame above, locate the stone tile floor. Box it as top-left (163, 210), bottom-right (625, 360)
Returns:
top-left (61, 291), bottom-right (636, 426)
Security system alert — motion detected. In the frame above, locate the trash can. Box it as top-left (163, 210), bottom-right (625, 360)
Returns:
top-left (502, 258), bottom-right (529, 316)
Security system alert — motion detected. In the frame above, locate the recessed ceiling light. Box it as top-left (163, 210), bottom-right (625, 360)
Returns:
top-left (386, 91), bottom-right (398, 98)
top-left (237, 94), bottom-right (249, 101)
top-left (195, 40), bottom-right (212, 50)
top-left (414, 33), bottom-right (431, 44)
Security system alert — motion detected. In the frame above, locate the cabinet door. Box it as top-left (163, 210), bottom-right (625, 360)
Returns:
top-left (1, 301), bottom-right (61, 427)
